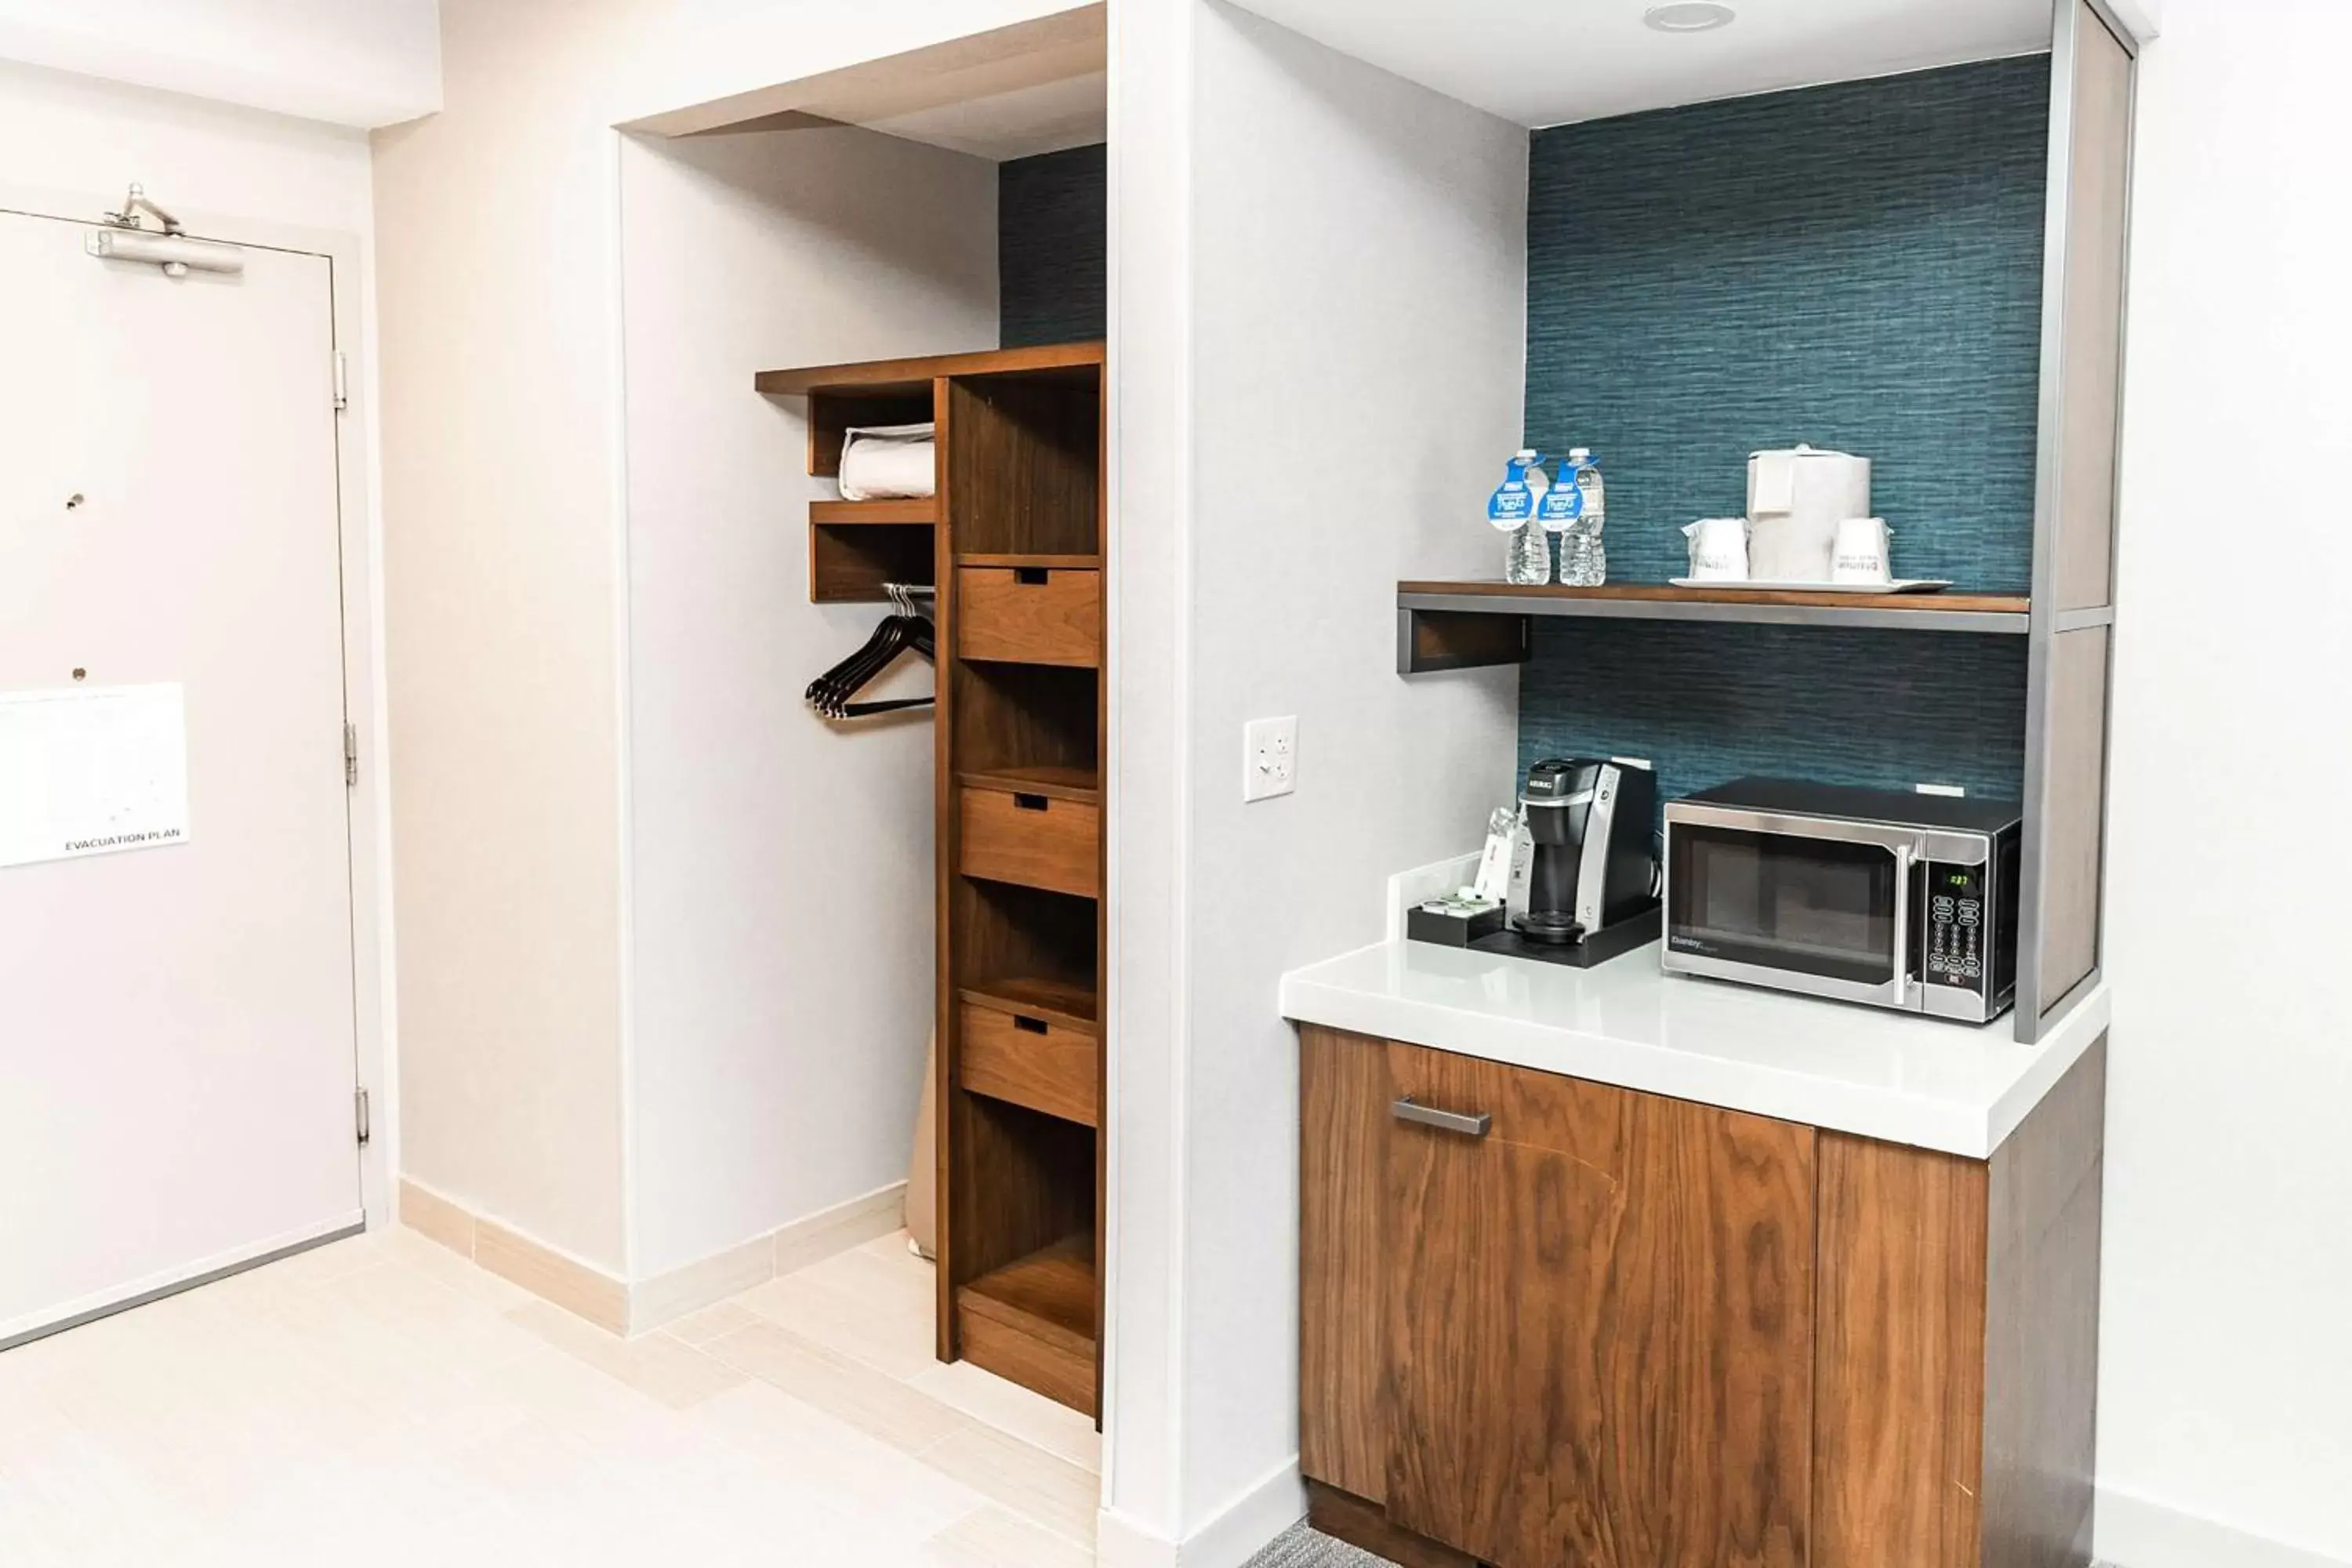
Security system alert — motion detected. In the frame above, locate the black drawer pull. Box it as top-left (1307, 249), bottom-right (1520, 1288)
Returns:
top-left (1013, 1015), bottom-right (1049, 1035)
top-left (1392, 1097), bottom-right (1490, 1138)
top-left (1012, 793), bottom-right (1049, 811)
top-left (1014, 567), bottom-right (1050, 586)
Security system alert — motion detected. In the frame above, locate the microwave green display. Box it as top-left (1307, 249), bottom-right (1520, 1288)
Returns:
top-left (1944, 871), bottom-right (1972, 888)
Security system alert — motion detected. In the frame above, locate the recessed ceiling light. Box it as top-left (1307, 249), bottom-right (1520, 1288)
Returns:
top-left (1644, 2), bottom-right (1737, 32)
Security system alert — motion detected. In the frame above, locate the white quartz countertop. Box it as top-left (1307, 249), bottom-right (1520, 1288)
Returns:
top-left (1278, 938), bottom-right (2109, 1159)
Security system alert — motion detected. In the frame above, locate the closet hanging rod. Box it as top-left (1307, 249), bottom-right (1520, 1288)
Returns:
top-left (882, 582), bottom-right (935, 619)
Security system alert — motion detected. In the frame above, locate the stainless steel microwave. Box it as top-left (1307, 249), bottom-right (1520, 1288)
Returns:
top-left (1661, 779), bottom-right (2022, 1023)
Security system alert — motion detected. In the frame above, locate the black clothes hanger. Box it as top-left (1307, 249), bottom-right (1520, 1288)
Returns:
top-left (807, 584), bottom-right (935, 720)
top-left (808, 589), bottom-right (933, 714)
top-left (808, 615), bottom-right (920, 712)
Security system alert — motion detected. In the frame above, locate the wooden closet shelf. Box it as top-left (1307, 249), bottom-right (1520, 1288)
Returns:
top-left (957, 765), bottom-right (1100, 805)
top-left (811, 497), bottom-right (937, 525)
top-left (961, 1235), bottom-right (1094, 1346)
top-left (929, 333), bottom-right (1105, 1417)
top-left (956, 1233), bottom-right (1099, 1417)
top-left (757, 341), bottom-right (1105, 398)
top-left (961, 977), bottom-right (1100, 1034)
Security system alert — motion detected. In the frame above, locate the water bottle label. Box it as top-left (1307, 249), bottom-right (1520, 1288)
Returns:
top-left (1537, 470), bottom-right (1583, 532)
top-left (1486, 458), bottom-right (1539, 531)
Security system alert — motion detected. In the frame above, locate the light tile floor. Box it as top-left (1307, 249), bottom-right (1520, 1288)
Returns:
top-left (0, 1225), bottom-right (1100, 1566)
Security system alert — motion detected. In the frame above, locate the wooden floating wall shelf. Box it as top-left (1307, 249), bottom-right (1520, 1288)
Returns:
top-left (1396, 580), bottom-right (2034, 673)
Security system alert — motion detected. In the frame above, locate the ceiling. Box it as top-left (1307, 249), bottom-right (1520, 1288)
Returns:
top-left (631, 5), bottom-right (1105, 162)
top-left (860, 71), bottom-right (1106, 162)
top-left (1225, 0), bottom-right (2055, 128)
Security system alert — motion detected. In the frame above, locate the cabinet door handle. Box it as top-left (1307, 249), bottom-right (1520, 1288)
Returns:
top-left (1391, 1096), bottom-right (1490, 1138)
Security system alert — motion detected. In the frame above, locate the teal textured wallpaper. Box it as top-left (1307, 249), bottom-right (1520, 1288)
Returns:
top-left (1000, 143), bottom-right (1105, 350)
top-left (1517, 619), bottom-right (2029, 807)
top-left (1511, 59), bottom-right (2048, 813)
top-left (1526, 56), bottom-right (2050, 591)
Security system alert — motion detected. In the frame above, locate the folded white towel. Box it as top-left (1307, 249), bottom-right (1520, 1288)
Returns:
top-left (838, 422), bottom-right (937, 501)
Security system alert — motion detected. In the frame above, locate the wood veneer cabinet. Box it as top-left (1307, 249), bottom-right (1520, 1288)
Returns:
top-left (760, 343), bottom-right (1107, 1418)
top-left (1298, 1025), bottom-right (2107, 1568)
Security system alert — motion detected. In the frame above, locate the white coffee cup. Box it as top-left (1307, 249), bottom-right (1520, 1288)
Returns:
top-left (1682, 517), bottom-right (1750, 582)
top-left (1830, 517), bottom-right (1893, 586)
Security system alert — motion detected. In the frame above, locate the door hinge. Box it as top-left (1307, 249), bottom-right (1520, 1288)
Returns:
top-left (354, 1087), bottom-right (372, 1146)
top-left (344, 720), bottom-right (358, 786)
top-left (332, 350), bottom-right (348, 412)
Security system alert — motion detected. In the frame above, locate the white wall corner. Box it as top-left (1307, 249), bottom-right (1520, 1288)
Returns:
top-left (1098, 1460), bottom-right (1305, 1568)
top-left (2099, 1486), bottom-right (2352, 1568)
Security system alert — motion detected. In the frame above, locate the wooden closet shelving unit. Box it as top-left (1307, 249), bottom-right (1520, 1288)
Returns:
top-left (760, 339), bottom-right (1109, 1417)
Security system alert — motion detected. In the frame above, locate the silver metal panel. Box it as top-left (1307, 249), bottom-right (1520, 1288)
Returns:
top-left (2053, 6), bottom-right (2135, 612)
top-left (2020, 0), bottom-right (2078, 1044)
top-left (1573, 763), bottom-right (1621, 933)
top-left (2081, 0), bottom-right (2144, 57)
top-left (2038, 626), bottom-right (2111, 1012)
top-left (2039, 964), bottom-right (2106, 1035)
top-left (1396, 590), bottom-right (2029, 637)
top-left (2020, 0), bottom-right (2136, 1044)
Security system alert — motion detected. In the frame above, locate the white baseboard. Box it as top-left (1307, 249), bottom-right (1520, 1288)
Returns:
top-left (400, 1177), bottom-right (631, 1332)
top-left (1185, 1460), bottom-right (1307, 1568)
top-left (629, 1180), bottom-right (907, 1334)
top-left (1096, 1504), bottom-right (1180, 1568)
top-left (400, 1174), bottom-right (906, 1338)
top-left (1095, 1459), bottom-right (1306, 1568)
top-left (2099, 1486), bottom-right (2351, 1568)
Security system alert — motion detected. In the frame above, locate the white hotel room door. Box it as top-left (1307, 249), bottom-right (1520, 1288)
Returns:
top-left (0, 205), bottom-right (363, 1348)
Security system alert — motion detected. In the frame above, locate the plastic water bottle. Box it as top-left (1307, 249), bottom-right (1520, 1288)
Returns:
top-left (1559, 448), bottom-right (1606, 586)
top-left (1489, 449), bottom-right (1551, 586)
top-left (1535, 451), bottom-right (1582, 581)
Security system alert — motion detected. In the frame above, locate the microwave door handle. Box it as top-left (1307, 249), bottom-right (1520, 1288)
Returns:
top-left (1888, 843), bottom-right (1915, 1007)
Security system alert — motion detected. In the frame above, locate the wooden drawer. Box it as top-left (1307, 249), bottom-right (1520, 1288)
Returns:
top-left (956, 566), bottom-right (1100, 666)
top-left (959, 785), bottom-right (1099, 898)
top-left (960, 1000), bottom-right (1098, 1127)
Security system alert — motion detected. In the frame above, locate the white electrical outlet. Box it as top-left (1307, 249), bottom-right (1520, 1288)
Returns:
top-left (1244, 716), bottom-right (1298, 802)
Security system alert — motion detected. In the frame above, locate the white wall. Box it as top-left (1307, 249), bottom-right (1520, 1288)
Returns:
top-left (617, 127), bottom-right (996, 1279)
top-left (372, 0), bottom-right (640, 1273)
top-left (0, 57), bottom-right (374, 230)
top-left (2097, 2), bottom-right (2352, 1564)
top-left (1104, 1), bottom-right (1526, 1555)
top-left (375, 0), bottom-right (1076, 1280)
top-left (0, 0), bottom-right (439, 128)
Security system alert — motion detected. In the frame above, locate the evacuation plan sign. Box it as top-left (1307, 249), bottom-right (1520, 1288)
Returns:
top-left (0, 684), bottom-right (191, 869)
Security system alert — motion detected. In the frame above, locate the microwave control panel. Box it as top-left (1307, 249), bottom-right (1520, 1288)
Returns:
top-left (1926, 864), bottom-right (1985, 989)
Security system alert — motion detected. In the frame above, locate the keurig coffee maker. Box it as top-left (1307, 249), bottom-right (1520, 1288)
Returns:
top-left (1481, 757), bottom-right (1661, 967)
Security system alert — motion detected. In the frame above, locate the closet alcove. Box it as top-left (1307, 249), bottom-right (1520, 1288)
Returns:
top-left (626, 5), bottom-right (1111, 1420)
